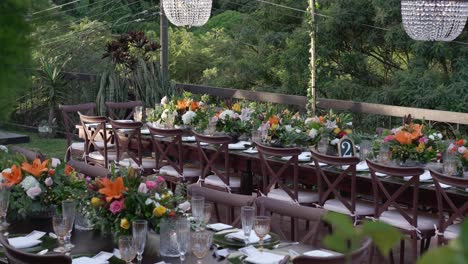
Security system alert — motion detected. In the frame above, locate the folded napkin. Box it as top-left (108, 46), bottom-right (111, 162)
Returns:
top-left (207, 223), bottom-right (233, 231)
top-left (244, 251), bottom-right (285, 264)
top-left (281, 152), bottom-right (311, 162)
top-left (8, 231), bottom-right (46, 249)
top-left (72, 257), bottom-right (109, 264)
top-left (226, 230), bottom-right (271, 244)
top-left (342, 162), bottom-right (369, 171)
top-left (309, 162), bottom-right (328, 167)
top-left (182, 136), bottom-right (195, 142)
top-left (243, 147), bottom-right (259, 154)
top-left (303, 249), bottom-right (339, 257)
top-left (404, 170), bottom-right (432, 182)
top-left (229, 141), bottom-right (250, 150)
top-left (141, 128), bottom-right (150, 134)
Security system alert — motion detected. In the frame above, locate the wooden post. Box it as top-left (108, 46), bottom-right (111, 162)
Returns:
top-left (307, 0), bottom-right (317, 116)
top-left (160, 2), bottom-right (169, 81)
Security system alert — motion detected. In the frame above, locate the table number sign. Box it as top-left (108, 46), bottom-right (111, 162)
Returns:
top-left (338, 137), bottom-right (356, 157)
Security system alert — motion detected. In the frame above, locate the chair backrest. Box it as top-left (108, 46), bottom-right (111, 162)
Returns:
top-left (109, 119), bottom-right (143, 167)
top-left (366, 159), bottom-right (425, 229)
top-left (105, 101), bottom-right (142, 120)
top-left (311, 150), bottom-right (361, 211)
top-left (67, 160), bottom-right (110, 178)
top-left (0, 235), bottom-right (72, 264)
top-left (9, 146), bottom-right (45, 162)
top-left (59, 103), bottom-right (96, 147)
top-left (188, 184), bottom-right (255, 226)
top-left (430, 169), bottom-right (468, 240)
top-left (146, 124), bottom-right (184, 173)
top-left (292, 238), bottom-right (372, 264)
top-left (193, 132), bottom-right (232, 188)
top-left (256, 196), bottom-right (326, 243)
top-left (256, 143), bottom-right (302, 203)
top-left (79, 113), bottom-right (110, 167)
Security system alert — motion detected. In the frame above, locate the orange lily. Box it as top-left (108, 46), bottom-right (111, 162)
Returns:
top-left (190, 101), bottom-right (199, 111)
top-left (21, 158), bottom-right (49, 177)
top-left (65, 165), bottom-right (75, 176)
top-left (2, 165), bottom-right (22, 186)
top-left (394, 131), bottom-right (413, 145)
top-left (98, 177), bottom-right (126, 202)
top-left (268, 116), bottom-right (279, 125)
top-left (177, 100), bottom-right (188, 110)
top-left (319, 116), bottom-right (324, 123)
top-left (409, 124), bottom-right (423, 140)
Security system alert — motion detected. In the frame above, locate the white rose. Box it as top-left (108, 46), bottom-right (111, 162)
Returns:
top-left (182, 111), bottom-right (197, 125)
top-left (0, 145), bottom-right (8, 153)
top-left (51, 158), bottom-right (61, 168)
top-left (20, 176), bottom-right (40, 191)
top-left (309, 128), bottom-right (318, 139)
top-left (428, 135), bottom-right (435, 140)
top-left (437, 133), bottom-right (443, 139)
top-left (26, 186), bottom-right (42, 199)
top-left (145, 198), bottom-right (153, 205)
top-left (284, 125), bottom-right (293, 133)
top-left (45, 177), bottom-right (53, 187)
top-left (154, 193), bottom-right (161, 200)
top-left (330, 138), bottom-right (340, 145)
top-left (138, 183), bottom-right (148, 194)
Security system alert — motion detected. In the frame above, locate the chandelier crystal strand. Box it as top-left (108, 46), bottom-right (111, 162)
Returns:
top-left (401, 0), bottom-right (468, 41)
top-left (163, 0), bottom-right (212, 27)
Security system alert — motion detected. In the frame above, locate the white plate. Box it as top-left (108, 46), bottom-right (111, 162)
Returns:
top-left (245, 252), bottom-right (285, 264)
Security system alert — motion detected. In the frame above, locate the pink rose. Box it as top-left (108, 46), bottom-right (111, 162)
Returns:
top-left (384, 135), bottom-right (394, 142)
top-left (458, 146), bottom-right (467, 154)
top-left (26, 186), bottom-right (42, 199)
top-left (145, 180), bottom-right (157, 189)
top-left (418, 137), bottom-right (428, 144)
top-left (109, 199), bottom-right (125, 215)
top-left (45, 177), bottom-right (53, 187)
top-left (156, 176), bottom-right (165, 184)
top-left (138, 183), bottom-right (148, 194)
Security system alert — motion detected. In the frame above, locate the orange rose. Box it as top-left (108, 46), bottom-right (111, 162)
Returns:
top-left (394, 131), bottom-right (413, 145)
top-left (177, 100), bottom-right (188, 110)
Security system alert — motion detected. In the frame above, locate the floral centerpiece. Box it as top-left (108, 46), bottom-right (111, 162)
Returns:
top-left (212, 103), bottom-right (254, 140)
top-left (0, 148), bottom-right (86, 219)
top-left (447, 139), bottom-right (468, 170)
top-left (306, 110), bottom-right (353, 146)
top-left (88, 167), bottom-right (185, 236)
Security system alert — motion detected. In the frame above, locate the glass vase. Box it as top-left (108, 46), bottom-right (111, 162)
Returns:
top-left (159, 218), bottom-right (180, 257)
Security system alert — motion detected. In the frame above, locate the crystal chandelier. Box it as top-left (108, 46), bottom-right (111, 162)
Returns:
top-left (162, 0), bottom-right (213, 27)
top-left (401, 0), bottom-right (468, 41)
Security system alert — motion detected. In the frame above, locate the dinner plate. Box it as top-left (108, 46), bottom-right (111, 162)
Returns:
top-left (213, 230), bottom-right (280, 249)
top-left (0, 234), bottom-right (58, 255)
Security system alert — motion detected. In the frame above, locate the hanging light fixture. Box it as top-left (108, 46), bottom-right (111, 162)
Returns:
top-left (162, 0), bottom-right (213, 27)
top-left (401, 0), bottom-right (468, 41)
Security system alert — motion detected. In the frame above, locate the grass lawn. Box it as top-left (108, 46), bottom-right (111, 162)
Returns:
top-left (9, 130), bottom-right (67, 159)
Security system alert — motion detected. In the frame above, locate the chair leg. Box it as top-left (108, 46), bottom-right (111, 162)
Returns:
top-left (399, 239), bottom-right (405, 264)
top-left (389, 249), bottom-right (395, 264)
top-left (411, 236), bottom-right (418, 263)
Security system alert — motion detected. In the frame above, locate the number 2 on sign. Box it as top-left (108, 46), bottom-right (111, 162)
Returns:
top-left (338, 138), bottom-right (355, 157)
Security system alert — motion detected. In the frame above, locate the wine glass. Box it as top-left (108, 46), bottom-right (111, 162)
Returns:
top-left (119, 236), bottom-right (137, 264)
top-left (241, 206), bottom-right (255, 244)
top-left (200, 203), bottom-right (212, 230)
top-left (0, 186), bottom-right (10, 230)
top-left (62, 200), bottom-right (77, 249)
top-left (254, 216), bottom-right (271, 251)
top-left (191, 196), bottom-right (205, 231)
top-left (52, 216), bottom-right (70, 253)
top-left (191, 231), bottom-right (212, 264)
top-left (177, 217), bottom-right (191, 262)
top-left (132, 220), bottom-right (148, 264)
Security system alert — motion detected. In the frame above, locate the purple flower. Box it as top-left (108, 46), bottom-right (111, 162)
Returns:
top-left (44, 177), bottom-right (53, 187)
top-left (26, 186), bottom-right (42, 199)
top-left (109, 199), bottom-right (125, 215)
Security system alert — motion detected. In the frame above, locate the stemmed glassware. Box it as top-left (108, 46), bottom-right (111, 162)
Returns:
top-left (0, 186), bottom-right (10, 230)
top-left (119, 236), bottom-right (137, 264)
top-left (132, 220), bottom-right (148, 264)
top-left (200, 203), bottom-right (212, 230)
top-left (52, 215), bottom-right (70, 253)
top-left (191, 231), bottom-right (212, 264)
top-left (191, 196), bottom-right (205, 231)
top-left (62, 200), bottom-right (76, 249)
top-left (241, 206), bottom-right (255, 244)
top-left (177, 217), bottom-right (191, 262)
top-left (359, 140), bottom-right (372, 161)
top-left (254, 216), bottom-right (271, 251)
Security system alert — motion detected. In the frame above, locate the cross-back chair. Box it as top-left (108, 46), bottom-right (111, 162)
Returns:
top-left (367, 159), bottom-right (436, 263)
top-left (105, 101), bottom-right (142, 120)
top-left (430, 169), bottom-right (468, 245)
top-left (312, 150), bottom-right (373, 223)
top-left (147, 124), bottom-right (200, 192)
top-left (256, 143), bottom-right (318, 205)
top-left (194, 132), bottom-right (241, 193)
top-left (79, 113), bottom-right (115, 168)
top-left (59, 102), bottom-right (96, 162)
top-left (188, 184), bottom-right (255, 227)
top-left (256, 196), bottom-right (325, 243)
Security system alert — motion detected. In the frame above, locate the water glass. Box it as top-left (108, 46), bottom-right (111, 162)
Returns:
top-left (251, 129), bottom-right (261, 143)
top-left (359, 140), bottom-right (372, 161)
top-left (0, 186), bottom-right (10, 230)
top-left (52, 216), bottom-right (70, 253)
top-left (177, 217), bottom-right (191, 262)
top-left (317, 137), bottom-right (329, 154)
top-left (62, 200), bottom-right (76, 249)
top-left (241, 206), bottom-right (255, 243)
top-left (201, 203), bottom-right (212, 230)
top-left (443, 157), bottom-right (457, 176)
top-left (254, 216), bottom-right (271, 251)
top-left (377, 143), bottom-right (392, 164)
top-left (191, 231), bottom-right (212, 264)
top-left (119, 236), bottom-right (137, 264)
top-left (132, 220), bottom-right (148, 263)
top-left (134, 106), bottom-right (143, 122)
top-left (191, 196), bottom-right (205, 231)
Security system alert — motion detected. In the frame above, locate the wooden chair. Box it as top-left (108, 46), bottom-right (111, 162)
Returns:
top-left (256, 143), bottom-right (319, 205)
top-left (147, 124), bottom-right (201, 192)
top-left (79, 113), bottom-right (116, 168)
top-left (105, 101), bottom-right (143, 120)
top-left (58, 102), bottom-right (96, 162)
top-left (367, 159), bottom-right (436, 263)
top-left (256, 196), bottom-right (326, 243)
top-left (67, 160), bottom-right (110, 178)
top-left (312, 150), bottom-right (373, 223)
top-left (0, 234), bottom-right (72, 264)
top-left (430, 169), bottom-right (468, 245)
top-left (193, 132), bottom-right (242, 193)
top-left (188, 184), bottom-right (255, 227)
top-left (293, 238), bottom-right (373, 264)
top-left (9, 146), bottom-right (45, 163)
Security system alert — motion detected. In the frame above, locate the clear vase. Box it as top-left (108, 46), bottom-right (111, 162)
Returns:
top-left (159, 218), bottom-right (180, 257)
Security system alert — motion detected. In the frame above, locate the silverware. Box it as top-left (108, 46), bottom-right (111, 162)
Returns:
top-left (273, 242), bottom-right (299, 249)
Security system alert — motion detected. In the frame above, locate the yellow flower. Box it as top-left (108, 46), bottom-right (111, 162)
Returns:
top-left (415, 143), bottom-right (425, 153)
top-left (91, 197), bottom-right (102, 207)
top-left (232, 103), bottom-right (241, 112)
top-left (333, 128), bottom-right (341, 134)
top-left (271, 123), bottom-right (278, 130)
top-left (120, 218), bottom-right (130, 229)
top-left (153, 205), bottom-right (167, 217)
top-left (344, 128), bottom-right (352, 134)
top-left (161, 192), bottom-right (172, 200)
